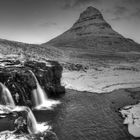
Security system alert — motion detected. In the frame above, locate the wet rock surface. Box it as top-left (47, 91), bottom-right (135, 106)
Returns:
top-left (0, 60), bottom-right (65, 107)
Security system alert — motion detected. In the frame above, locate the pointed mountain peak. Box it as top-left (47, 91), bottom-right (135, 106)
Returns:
top-left (79, 6), bottom-right (103, 20)
top-left (71, 6), bottom-right (112, 35)
top-left (77, 6), bottom-right (103, 23)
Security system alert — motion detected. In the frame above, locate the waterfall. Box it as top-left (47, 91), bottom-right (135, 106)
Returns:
top-left (13, 106), bottom-right (50, 134)
top-left (26, 107), bottom-right (38, 134)
top-left (29, 70), bottom-right (48, 106)
top-left (29, 70), bottom-right (60, 110)
top-left (0, 82), bottom-right (15, 107)
top-left (0, 81), bottom-right (50, 135)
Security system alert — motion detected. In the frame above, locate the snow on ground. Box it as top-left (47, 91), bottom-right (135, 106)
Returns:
top-left (120, 103), bottom-right (140, 137)
top-left (61, 63), bottom-right (140, 93)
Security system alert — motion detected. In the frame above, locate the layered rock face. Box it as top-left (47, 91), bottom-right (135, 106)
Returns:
top-left (0, 60), bottom-right (65, 107)
top-left (45, 7), bottom-right (140, 63)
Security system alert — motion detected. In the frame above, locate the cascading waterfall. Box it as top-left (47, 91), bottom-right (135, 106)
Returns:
top-left (13, 106), bottom-right (50, 134)
top-left (29, 70), bottom-right (48, 106)
top-left (0, 82), bottom-right (15, 107)
top-left (0, 82), bottom-right (50, 134)
top-left (0, 78), bottom-right (51, 140)
top-left (29, 70), bottom-right (60, 110)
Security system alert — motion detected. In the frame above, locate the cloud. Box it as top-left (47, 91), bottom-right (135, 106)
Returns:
top-left (110, 6), bottom-right (128, 20)
top-left (62, 0), bottom-right (100, 9)
top-left (114, 0), bottom-right (140, 21)
top-left (112, 7), bottom-right (140, 21)
top-left (39, 22), bottom-right (57, 27)
top-left (114, 6), bottom-right (128, 16)
top-left (123, 0), bottom-right (140, 5)
top-left (131, 8), bottom-right (140, 18)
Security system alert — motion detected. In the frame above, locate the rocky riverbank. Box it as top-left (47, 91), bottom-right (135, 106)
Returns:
top-left (0, 59), bottom-right (65, 107)
top-left (0, 59), bottom-right (65, 140)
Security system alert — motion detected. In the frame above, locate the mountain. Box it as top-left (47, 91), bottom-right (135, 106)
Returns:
top-left (0, 6), bottom-right (140, 65)
top-left (44, 6), bottom-right (140, 64)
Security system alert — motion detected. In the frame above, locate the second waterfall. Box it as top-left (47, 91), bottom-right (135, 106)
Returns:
top-left (29, 70), bottom-right (60, 110)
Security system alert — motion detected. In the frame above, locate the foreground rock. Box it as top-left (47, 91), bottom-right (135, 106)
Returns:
top-left (0, 59), bottom-right (65, 107)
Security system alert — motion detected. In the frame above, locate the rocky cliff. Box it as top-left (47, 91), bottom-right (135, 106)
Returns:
top-left (0, 59), bottom-right (65, 107)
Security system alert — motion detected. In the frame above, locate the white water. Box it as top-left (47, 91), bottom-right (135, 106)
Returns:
top-left (0, 105), bottom-right (51, 135)
top-left (0, 82), bottom-right (51, 139)
top-left (13, 106), bottom-right (50, 134)
top-left (0, 82), bottom-right (15, 107)
top-left (29, 70), bottom-right (60, 110)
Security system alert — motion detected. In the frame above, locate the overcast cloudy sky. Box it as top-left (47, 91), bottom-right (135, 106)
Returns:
top-left (0, 0), bottom-right (139, 44)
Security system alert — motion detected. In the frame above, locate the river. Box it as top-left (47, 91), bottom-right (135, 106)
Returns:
top-left (34, 89), bottom-right (140, 140)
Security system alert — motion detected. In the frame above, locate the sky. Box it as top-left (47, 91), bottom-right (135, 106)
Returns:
top-left (0, 0), bottom-right (139, 44)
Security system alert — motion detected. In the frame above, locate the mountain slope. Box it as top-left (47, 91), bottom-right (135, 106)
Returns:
top-left (44, 6), bottom-right (140, 63)
top-left (0, 38), bottom-right (65, 61)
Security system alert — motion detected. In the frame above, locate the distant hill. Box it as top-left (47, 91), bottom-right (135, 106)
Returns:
top-left (0, 38), bottom-right (65, 62)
